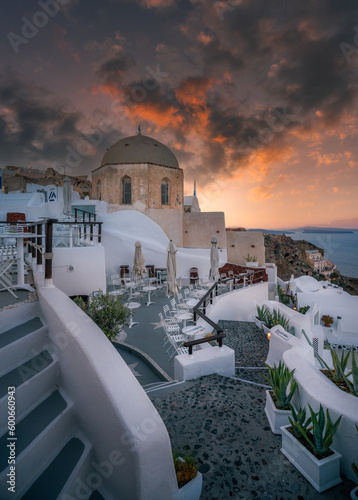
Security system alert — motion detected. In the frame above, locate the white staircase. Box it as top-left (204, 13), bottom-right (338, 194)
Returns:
top-left (0, 313), bottom-right (108, 500)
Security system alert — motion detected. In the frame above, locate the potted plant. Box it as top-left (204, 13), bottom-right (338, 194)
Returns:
top-left (264, 361), bottom-right (298, 434)
top-left (172, 452), bottom-right (202, 500)
top-left (321, 314), bottom-right (334, 327)
top-left (73, 292), bottom-right (131, 341)
top-left (281, 404), bottom-right (342, 493)
top-left (243, 253), bottom-right (259, 267)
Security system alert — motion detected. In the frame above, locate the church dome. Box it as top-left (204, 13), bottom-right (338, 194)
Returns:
top-left (100, 132), bottom-right (179, 169)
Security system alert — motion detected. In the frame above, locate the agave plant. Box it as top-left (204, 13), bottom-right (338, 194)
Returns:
top-left (330, 349), bottom-right (351, 383)
top-left (265, 309), bottom-right (295, 334)
top-left (288, 405), bottom-right (312, 439)
top-left (264, 361), bottom-right (298, 410)
top-left (296, 404), bottom-right (342, 456)
top-left (256, 305), bottom-right (268, 322)
top-left (343, 350), bottom-right (358, 397)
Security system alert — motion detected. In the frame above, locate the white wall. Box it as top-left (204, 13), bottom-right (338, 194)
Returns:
top-left (100, 210), bottom-right (227, 281)
top-left (205, 282), bottom-right (269, 323)
top-left (52, 246), bottom-right (106, 296)
top-left (32, 266), bottom-right (178, 499)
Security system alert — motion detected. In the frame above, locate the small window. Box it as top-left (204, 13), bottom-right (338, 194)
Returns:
top-left (97, 180), bottom-right (101, 201)
top-left (161, 178), bottom-right (170, 205)
top-left (122, 176), bottom-right (131, 205)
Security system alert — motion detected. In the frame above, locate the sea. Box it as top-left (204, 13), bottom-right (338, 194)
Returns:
top-left (249, 229), bottom-right (358, 279)
top-left (287, 231), bottom-right (358, 279)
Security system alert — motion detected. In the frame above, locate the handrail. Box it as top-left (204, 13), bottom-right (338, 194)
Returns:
top-left (74, 208), bottom-right (96, 223)
top-left (183, 333), bottom-right (226, 355)
top-left (191, 269), bottom-right (266, 354)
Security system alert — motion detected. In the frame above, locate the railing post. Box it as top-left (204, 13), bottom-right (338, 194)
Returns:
top-left (215, 283), bottom-right (218, 296)
top-left (36, 224), bottom-right (42, 267)
top-left (193, 310), bottom-right (197, 324)
top-left (31, 226), bottom-right (36, 260)
top-left (90, 222), bottom-right (93, 243)
top-left (44, 219), bottom-right (56, 282)
top-left (210, 290), bottom-right (213, 304)
top-left (98, 223), bottom-right (102, 244)
top-left (203, 300), bottom-right (206, 316)
top-left (84, 224), bottom-right (87, 243)
top-left (74, 208), bottom-right (78, 222)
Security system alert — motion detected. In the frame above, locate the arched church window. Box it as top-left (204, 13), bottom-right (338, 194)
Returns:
top-left (161, 178), bottom-right (170, 205)
top-left (122, 176), bottom-right (132, 205)
top-left (97, 179), bottom-right (101, 200)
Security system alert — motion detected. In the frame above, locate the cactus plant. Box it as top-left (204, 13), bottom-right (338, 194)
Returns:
top-left (288, 405), bottom-right (312, 439)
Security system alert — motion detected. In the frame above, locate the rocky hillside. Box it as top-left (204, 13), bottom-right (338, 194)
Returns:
top-left (264, 234), bottom-right (358, 295)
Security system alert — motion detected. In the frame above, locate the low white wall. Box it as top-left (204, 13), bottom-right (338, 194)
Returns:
top-left (52, 246), bottom-right (106, 296)
top-left (32, 267), bottom-right (178, 500)
top-left (267, 328), bottom-right (358, 482)
top-left (206, 282), bottom-right (269, 323)
top-left (174, 345), bottom-right (235, 381)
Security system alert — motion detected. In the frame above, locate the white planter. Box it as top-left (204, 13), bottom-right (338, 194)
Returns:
top-left (352, 486), bottom-right (358, 500)
top-left (264, 390), bottom-right (291, 435)
top-left (254, 317), bottom-right (264, 330)
top-left (262, 324), bottom-right (271, 336)
top-left (245, 261), bottom-right (259, 267)
top-left (173, 471), bottom-right (203, 500)
top-left (280, 425), bottom-right (342, 493)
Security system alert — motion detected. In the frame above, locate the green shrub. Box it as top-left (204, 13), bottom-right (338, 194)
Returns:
top-left (256, 305), bottom-right (268, 322)
top-left (73, 292), bottom-right (130, 342)
top-left (298, 305), bottom-right (310, 315)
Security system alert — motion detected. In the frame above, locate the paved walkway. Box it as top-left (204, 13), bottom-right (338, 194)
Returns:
top-left (149, 321), bottom-right (355, 499)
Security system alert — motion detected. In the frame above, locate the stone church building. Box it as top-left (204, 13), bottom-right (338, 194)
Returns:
top-left (91, 130), bottom-right (265, 265)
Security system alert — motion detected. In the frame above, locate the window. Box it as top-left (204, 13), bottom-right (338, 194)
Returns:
top-left (97, 180), bottom-right (101, 200)
top-left (161, 178), bottom-right (170, 205)
top-left (122, 176), bottom-right (132, 205)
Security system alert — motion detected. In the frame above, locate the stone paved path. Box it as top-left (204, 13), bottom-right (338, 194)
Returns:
top-left (150, 320), bottom-right (355, 499)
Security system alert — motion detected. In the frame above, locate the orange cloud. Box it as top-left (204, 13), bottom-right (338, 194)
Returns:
top-left (141, 0), bottom-right (175, 7)
top-left (247, 185), bottom-right (274, 202)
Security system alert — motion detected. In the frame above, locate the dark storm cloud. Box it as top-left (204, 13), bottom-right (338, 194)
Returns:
top-left (0, 72), bottom-right (86, 168)
top-left (95, 50), bottom-right (137, 87)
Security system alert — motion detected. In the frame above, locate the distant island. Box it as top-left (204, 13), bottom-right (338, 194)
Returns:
top-left (302, 228), bottom-right (354, 234)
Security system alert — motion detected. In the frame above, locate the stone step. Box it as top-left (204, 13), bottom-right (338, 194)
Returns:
top-left (0, 391), bottom-right (76, 499)
top-left (0, 318), bottom-right (48, 376)
top-left (21, 438), bottom-right (85, 500)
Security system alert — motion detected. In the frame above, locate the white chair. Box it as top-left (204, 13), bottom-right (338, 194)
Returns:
top-left (0, 259), bottom-right (18, 298)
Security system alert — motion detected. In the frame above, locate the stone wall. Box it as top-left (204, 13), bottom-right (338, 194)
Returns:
top-left (226, 231), bottom-right (265, 266)
top-left (183, 212), bottom-right (226, 249)
top-left (92, 163), bottom-right (184, 211)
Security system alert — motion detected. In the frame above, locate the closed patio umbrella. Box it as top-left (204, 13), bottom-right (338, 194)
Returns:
top-left (62, 176), bottom-right (72, 216)
top-left (209, 236), bottom-right (220, 281)
top-left (166, 240), bottom-right (179, 296)
top-left (133, 241), bottom-right (147, 278)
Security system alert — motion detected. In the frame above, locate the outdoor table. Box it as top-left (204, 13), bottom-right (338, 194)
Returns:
top-left (125, 302), bottom-right (141, 328)
top-left (182, 325), bottom-right (205, 335)
top-left (142, 285), bottom-right (156, 306)
top-left (186, 299), bottom-right (199, 308)
top-left (108, 289), bottom-right (125, 298)
top-left (193, 289), bottom-right (206, 299)
top-left (175, 311), bottom-right (193, 328)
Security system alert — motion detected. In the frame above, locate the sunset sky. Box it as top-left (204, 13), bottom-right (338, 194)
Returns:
top-left (1, 0), bottom-right (358, 229)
